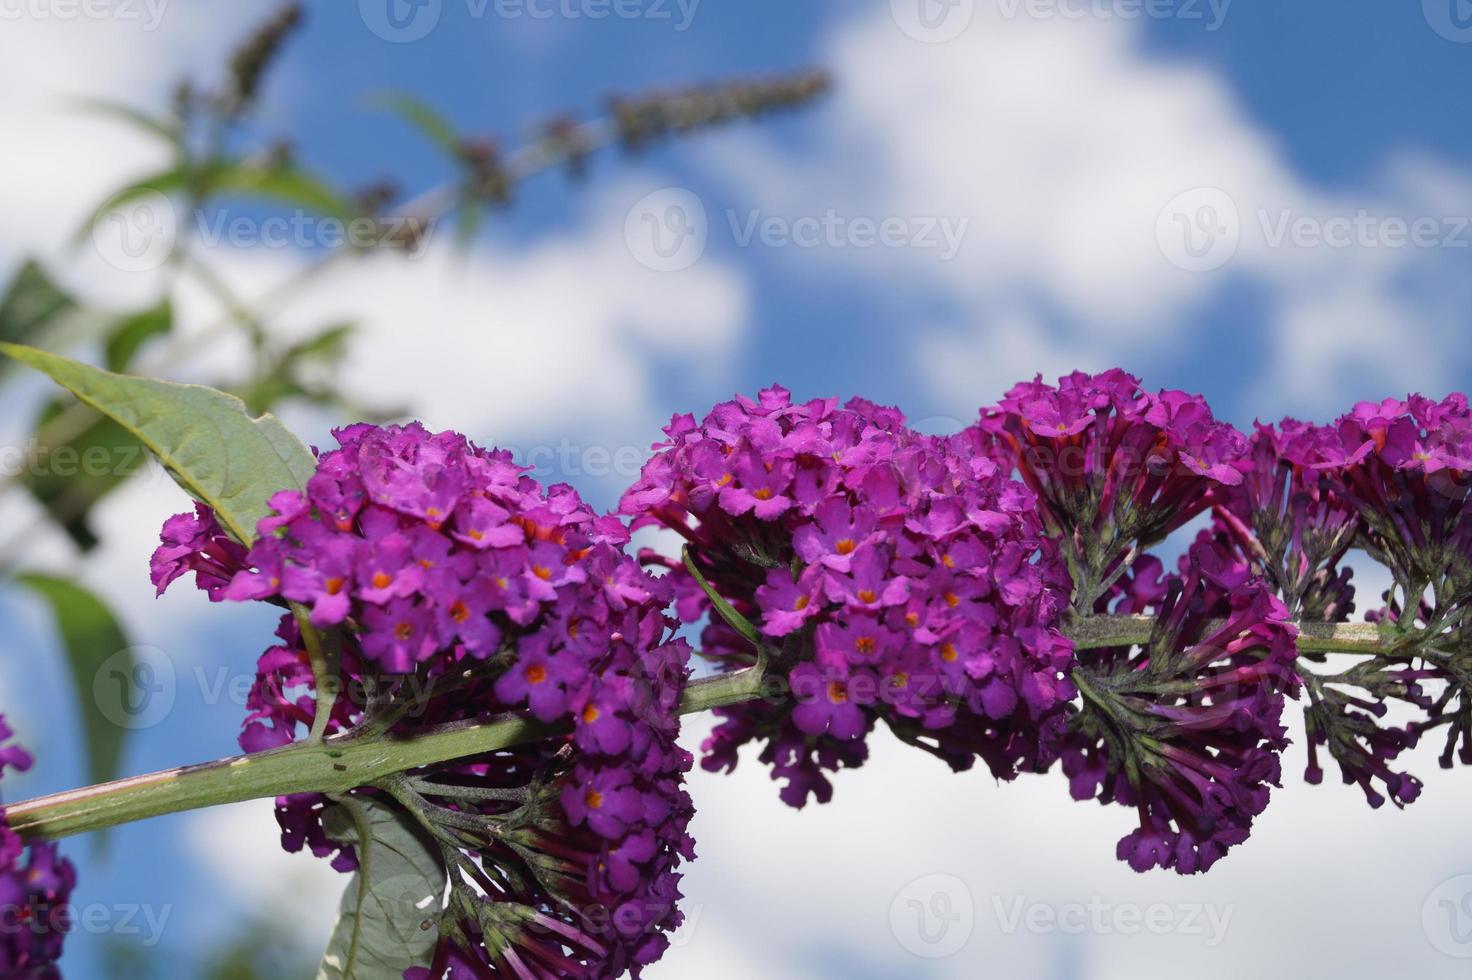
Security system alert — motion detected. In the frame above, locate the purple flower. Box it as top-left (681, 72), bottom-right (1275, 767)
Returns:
top-left (156, 422), bottom-right (698, 976)
top-left (621, 388), bottom-right (1076, 806)
top-left (0, 717), bottom-right (75, 978)
top-left (981, 370), bottom-right (1247, 610)
top-left (1064, 542), bottom-right (1299, 874)
top-left (790, 664), bottom-right (871, 740)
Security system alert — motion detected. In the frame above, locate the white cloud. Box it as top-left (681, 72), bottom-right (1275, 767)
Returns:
top-left (185, 798), bottom-right (346, 941)
top-left (700, 2), bottom-right (1472, 420)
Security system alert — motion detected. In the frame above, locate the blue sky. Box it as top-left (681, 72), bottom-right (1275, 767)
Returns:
top-left (2, 1), bottom-right (1472, 977)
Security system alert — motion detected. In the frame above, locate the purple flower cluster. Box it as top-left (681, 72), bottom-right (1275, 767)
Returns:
top-left (1065, 541), bottom-right (1299, 874)
top-left (0, 718), bottom-right (74, 979)
top-left (980, 370), bottom-right (1247, 609)
top-left (153, 423), bottom-right (694, 978)
top-left (1243, 396), bottom-right (1472, 805)
top-left (1213, 421), bottom-right (1362, 621)
top-left (620, 386), bottom-right (1076, 807)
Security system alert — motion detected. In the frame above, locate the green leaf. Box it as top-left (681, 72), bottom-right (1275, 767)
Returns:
top-left (0, 262), bottom-right (112, 372)
top-left (68, 97), bottom-right (182, 146)
top-left (0, 343), bottom-right (316, 544)
top-left (105, 301), bottom-right (173, 373)
top-left (15, 304), bottom-right (172, 551)
top-left (209, 165), bottom-right (360, 222)
top-left (318, 798), bottom-right (446, 980)
top-left (13, 574), bottom-right (133, 790)
top-left (20, 404), bottom-right (148, 551)
top-left (372, 91), bottom-right (461, 154)
top-left (77, 168), bottom-right (192, 246)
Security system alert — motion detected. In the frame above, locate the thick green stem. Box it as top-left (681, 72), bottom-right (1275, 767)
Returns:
top-left (1065, 614), bottom-right (1395, 655)
top-left (4, 666), bottom-right (764, 842)
top-left (1, 615), bottom-right (1417, 842)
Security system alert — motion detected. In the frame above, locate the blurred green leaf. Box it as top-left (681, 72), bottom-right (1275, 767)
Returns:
top-left (0, 261), bottom-right (112, 375)
top-left (76, 168), bottom-right (192, 246)
top-left (0, 261), bottom-right (73, 345)
top-left (318, 798), bottom-right (445, 980)
top-left (209, 164), bottom-right (360, 222)
top-left (373, 91), bottom-right (460, 154)
top-left (13, 574), bottom-right (133, 791)
top-left (68, 97), bottom-right (182, 146)
top-left (105, 301), bottom-right (173, 373)
top-left (20, 404), bottom-right (147, 552)
top-left (0, 344), bottom-right (316, 544)
top-left (18, 305), bottom-right (170, 550)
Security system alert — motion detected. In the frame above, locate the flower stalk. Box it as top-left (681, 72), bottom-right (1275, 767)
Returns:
top-left (2, 615), bottom-right (1419, 843)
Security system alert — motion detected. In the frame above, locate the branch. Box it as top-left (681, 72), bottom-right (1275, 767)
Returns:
top-left (3, 612), bottom-right (1419, 842)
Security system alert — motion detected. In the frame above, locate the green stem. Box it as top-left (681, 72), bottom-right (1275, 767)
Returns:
top-left (1065, 614), bottom-right (1396, 655)
top-left (1, 614), bottom-right (1421, 843)
top-left (5, 666), bottom-right (763, 842)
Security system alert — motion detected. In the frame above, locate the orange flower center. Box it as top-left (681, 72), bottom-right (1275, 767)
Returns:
top-left (450, 601), bottom-right (470, 624)
top-left (855, 636), bottom-right (876, 656)
top-left (754, 488), bottom-right (774, 501)
top-left (532, 564), bottom-right (554, 581)
top-left (525, 664), bottom-right (547, 684)
top-left (582, 704), bottom-right (600, 724)
top-left (835, 538), bottom-right (856, 555)
top-left (940, 642), bottom-right (958, 663)
top-left (394, 622), bottom-right (414, 642)
top-left (827, 680), bottom-right (849, 704)
top-left (858, 589), bottom-right (878, 604)
top-left (372, 571), bottom-right (392, 590)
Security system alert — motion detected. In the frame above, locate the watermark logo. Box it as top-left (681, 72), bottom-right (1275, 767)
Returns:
top-left (1424, 0), bottom-right (1472, 42)
top-left (360, 0), bottom-right (443, 42)
top-left (891, 0), bottom-right (975, 43)
top-left (0, 0), bottom-right (170, 29)
top-left (890, 873), bottom-right (975, 958)
top-left (1423, 874), bottom-right (1472, 958)
top-left (624, 188), bottom-right (708, 272)
top-left (727, 209), bottom-right (969, 260)
top-left (93, 646), bottom-right (176, 731)
top-left (1156, 186), bottom-right (1240, 272)
top-left (993, 896), bottom-right (1234, 945)
top-left (997, 0), bottom-right (1231, 30)
top-left (91, 190), bottom-right (177, 274)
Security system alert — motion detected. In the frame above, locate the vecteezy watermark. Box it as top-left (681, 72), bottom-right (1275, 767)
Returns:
top-left (890, 873), bottom-right (975, 958)
top-left (1, 901), bottom-right (172, 946)
top-left (500, 440), bottom-right (651, 482)
top-left (890, 0), bottom-right (976, 43)
top-left (0, 439), bottom-right (161, 485)
top-left (0, 0), bottom-right (169, 29)
top-left (623, 188), bottom-right (970, 271)
top-left (1423, 874), bottom-right (1472, 958)
top-left (192, 211), bottom-right (436, 254)
top-left (359, 0), bottom-right (698, 42)
top-left (992, 896), bottom-right (1235, 945)
top-left (997, 0), bottom-right (1231, 29)
top-left (90, 196), bottom-right (436, 272)
top-left (1256, 209), bottom-right (1472, 250)
top-left (91, 190), bottom-right (178, 274)
top-left (1155, 187), bottom-right (1241, 272)
top-left (1423, 0), bottom-right (1472, 43)
top-left (623, 188), bottom-right (709, 272)
top-left (1156, 186), bottom-right (1472, 272)
top-left (726, 209), bottom-right (970, 261)
top-left (94, 646), bottom-right (178, 731)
